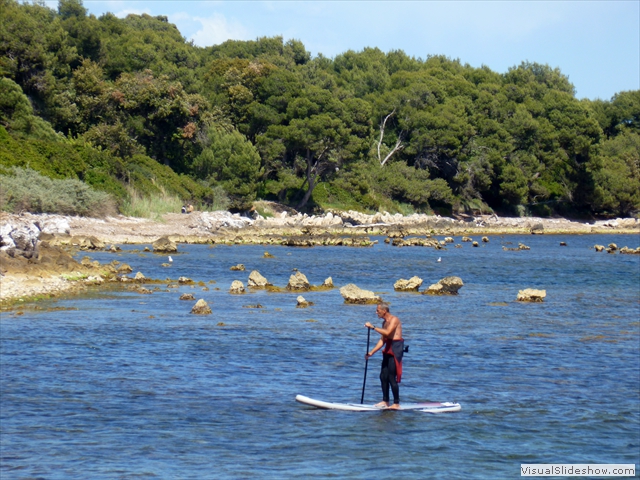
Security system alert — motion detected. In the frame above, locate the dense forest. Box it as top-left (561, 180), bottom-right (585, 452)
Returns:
top-left (1, 0), bottom-right (638, 218)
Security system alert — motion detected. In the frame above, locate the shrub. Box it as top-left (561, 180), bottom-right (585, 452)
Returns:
top-left (0, 167), bottom-right (117, 217)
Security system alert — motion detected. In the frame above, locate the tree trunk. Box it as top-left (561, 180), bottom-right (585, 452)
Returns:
top-left (296, 149), bottom-right (317, 210)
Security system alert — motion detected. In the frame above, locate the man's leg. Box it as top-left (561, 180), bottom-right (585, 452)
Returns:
top-left (376, 356), bottom-right (391, 407)
top-left (387, 356), bottom-right (400, 409)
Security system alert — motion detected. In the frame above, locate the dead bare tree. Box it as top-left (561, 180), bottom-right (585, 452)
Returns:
top-left (377, 109), bottom-right (404, 167)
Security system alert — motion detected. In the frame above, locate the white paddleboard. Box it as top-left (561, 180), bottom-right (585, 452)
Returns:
top-left (295, 395), bottom-right (461, 413)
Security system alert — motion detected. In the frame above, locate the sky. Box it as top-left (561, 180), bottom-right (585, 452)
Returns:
top-left (48, 1), bottom-right (639, 100)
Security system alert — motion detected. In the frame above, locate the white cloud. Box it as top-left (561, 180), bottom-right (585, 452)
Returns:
top-left (113, 8), bottom-right (152, 18)
top-left (189, 13), bottom-right (250, 47)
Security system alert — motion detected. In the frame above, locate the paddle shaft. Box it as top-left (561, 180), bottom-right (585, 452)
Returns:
top-left (361, 327), bottom-right (371, 404)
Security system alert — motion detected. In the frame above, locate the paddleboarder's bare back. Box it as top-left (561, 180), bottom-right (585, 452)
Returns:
top-left (364, 304), bottom-right (404, 410)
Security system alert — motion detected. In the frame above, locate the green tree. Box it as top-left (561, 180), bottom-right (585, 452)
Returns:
top-left (191, 126), bottom-right (262, 209)
top-left (592, 131), bottom-right (640, 216)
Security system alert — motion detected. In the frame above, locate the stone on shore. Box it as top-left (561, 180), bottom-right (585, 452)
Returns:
top-left (339, 283), bottom-right (382, 304)
top-left (423, 276), bottom-right (464, 295)
top-left (77, 236), bottom-right (105, 250)
top-left (248, 270), bottom-right (271, 287)
top-left (530, 223), bottom-right (544, 234)
top-left (180, 293), bottom-right (196, 300)
top-left (153, 236), bottom-right (177, 253)
top-left (393, 276), bottom-right (423, 291)
top-left (287, 271), bottom-right (310, 290)
top-left (191, 299), bottom-right (212, 314)
top-left (230, 264), bottom-right (245, 271)
top-left (517, 288), bottom-right (546, 302)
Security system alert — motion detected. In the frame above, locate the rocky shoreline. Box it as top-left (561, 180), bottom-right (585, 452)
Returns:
top-left (1, 209), bottom-right (639, 307)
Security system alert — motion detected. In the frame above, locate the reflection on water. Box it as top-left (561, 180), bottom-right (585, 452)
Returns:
top-left (1, 234), bottom-right (639, 479)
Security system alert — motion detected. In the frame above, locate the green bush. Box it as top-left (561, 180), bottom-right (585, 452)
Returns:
top-left (0, 167), bottom-right (117, 216)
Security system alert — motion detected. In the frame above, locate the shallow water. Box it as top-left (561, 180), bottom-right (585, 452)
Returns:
top-left (1, 234), bottom-right (639, 479)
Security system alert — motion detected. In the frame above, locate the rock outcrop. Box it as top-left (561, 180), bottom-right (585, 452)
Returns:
top-left (287, 271), bottom-right (310, 290)
top-left (517, 289), bottom-right (546, 302)
top-left (423, 276), bottom-right (464, 295)
top-left (393, 276), bottom-right (423, 291)
top-left (230, 280), bottom-right (245, 294)
top-left (296, 295), bottom-right (313, 308)
top-left (339, 284), bottom-right (382, 304)
top-left (153, 236), bottom-right (177, 253)
top-left (248, 270), bottom-right (271, 287)
top-left (191, 299), bottom-right (212, 314)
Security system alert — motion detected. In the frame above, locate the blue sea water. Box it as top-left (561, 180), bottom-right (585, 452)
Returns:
top-left (1, 234), bottom-right (639, 479)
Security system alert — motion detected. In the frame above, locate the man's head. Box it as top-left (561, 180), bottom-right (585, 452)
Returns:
top-left (376, 303), bottom-right (389, 318)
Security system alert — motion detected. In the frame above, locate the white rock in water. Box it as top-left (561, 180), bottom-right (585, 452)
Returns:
top-left (423, 276), bottom-right (464, 295)
top-left (287, 271), bottom-right (310, 290)
top-left (393, 276), bottom-right (423, 291)
top-left (191, 299), bottom-right (212, 314)
top-left (248, 270), bottom-right (271, 287)
top-left (517, 289), bottom-right (546, 302)
top-left (339, 283), bottom-right (381, 304)
top-left (230, 280), bottom-right (245, 293)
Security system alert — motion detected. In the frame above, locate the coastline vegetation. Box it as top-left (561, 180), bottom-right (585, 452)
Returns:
top-left (0, 0), bottom-right (638, 219)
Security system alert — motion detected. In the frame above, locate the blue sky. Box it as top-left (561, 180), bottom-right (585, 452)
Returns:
top-left (52, 1), bottom-right (639, 100)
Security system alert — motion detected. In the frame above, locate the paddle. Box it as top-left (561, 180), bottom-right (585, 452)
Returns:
top-left (361, 326), bottom-right (371, 404)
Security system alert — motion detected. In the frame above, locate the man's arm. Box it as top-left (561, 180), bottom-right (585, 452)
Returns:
top-left (372, 315), bottom-right (398, 338)
top-left (366, 338), bottom-right (384, 359)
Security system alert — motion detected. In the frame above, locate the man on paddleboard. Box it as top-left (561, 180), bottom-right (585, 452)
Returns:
top-left (364, 304), bottom-right (404, 410)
